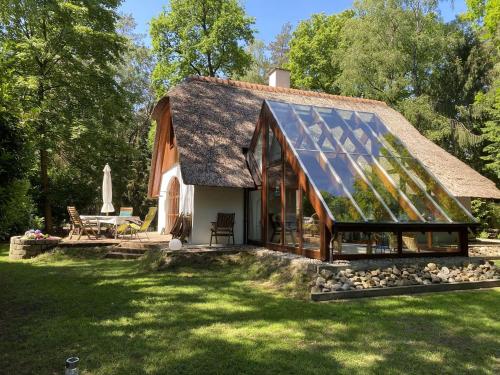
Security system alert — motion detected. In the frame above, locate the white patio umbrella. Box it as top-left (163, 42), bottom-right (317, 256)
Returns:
top-left (101, 163), bottom-right (115, 215)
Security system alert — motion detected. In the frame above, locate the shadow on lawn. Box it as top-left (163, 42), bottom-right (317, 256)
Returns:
top-left (0, 249), bottom-right (498, 375)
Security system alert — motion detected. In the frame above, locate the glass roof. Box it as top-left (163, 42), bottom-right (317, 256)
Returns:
top-left (266, 100), bottom-right (475, 224)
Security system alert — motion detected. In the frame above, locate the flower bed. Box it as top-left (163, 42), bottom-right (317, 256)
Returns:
top-left (311, 261), bottom-right (499, 293)
top-left (9, 233), bottom-right (61, 260)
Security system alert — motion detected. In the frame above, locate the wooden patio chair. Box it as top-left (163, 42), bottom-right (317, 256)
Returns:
top-left (209, 213), bottom-right (235, 246)
top-left (402, 233), bottom-right (420, 252)
top-left (129, 207), bottom-right (157, 241)
top-left (170, 213), bottom-right (192, 242)
top-left (67, 206), bottom-right (97, 240)
top-left (119, 207), bottom-right (133, 217)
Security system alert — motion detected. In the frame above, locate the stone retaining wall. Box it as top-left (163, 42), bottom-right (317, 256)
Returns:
top-left (9, 236), bottom-right (61, 260)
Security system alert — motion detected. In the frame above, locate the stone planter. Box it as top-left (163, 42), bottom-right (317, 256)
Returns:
top-left (9, 236), bottom-right (61, 260)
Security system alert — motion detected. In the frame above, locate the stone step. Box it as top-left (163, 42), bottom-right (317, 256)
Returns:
top-left (116, 241), bottom-right (165, 250)
top-left (111, 247), bottom-right (148, 255)
top-left (105, 251), bottom-right (144, 259)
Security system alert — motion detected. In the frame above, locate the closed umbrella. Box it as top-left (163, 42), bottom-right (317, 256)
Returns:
top-left (101, 163), bottom-right (115, 215)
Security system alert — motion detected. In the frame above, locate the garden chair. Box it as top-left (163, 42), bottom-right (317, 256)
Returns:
top-left (129, 207), bottom-right (157, 241)
top-left (170, 213), bottom-right (192, 242)
top-left (209, 213), bottom-right (235, 246)
top-left (67, 206), bottom-right (97, 240)
top-left (116, 222), bottom-right (134, 241)
top-left (119, 207), bottom-right (133, 217)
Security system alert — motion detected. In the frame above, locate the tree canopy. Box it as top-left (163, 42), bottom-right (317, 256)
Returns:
top-left (150, 0), bottom-right (255, 95)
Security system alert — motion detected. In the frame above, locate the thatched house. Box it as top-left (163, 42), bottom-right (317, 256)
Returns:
top-left (149, 69), bottom-right (500, 260)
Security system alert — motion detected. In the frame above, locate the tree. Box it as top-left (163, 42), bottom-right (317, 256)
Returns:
top-left (116, 15), bottom-right (157, 216)
top-left (465, 0), bottom-right (500, 182)
top-left (269, 22), bottom-right (292, 68)
top-left (0, 0), bottom-right (128, 232)
top-left (338, 0), bottom-right (447, 104)
top-left (288, 12), bottom-right (353, 94)
top-left (150, 0), bottom-right (255, 95)
top-left (235, 40), bottom-right (271, 84)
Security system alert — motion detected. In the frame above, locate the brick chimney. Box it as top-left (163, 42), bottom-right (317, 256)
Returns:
top-left (268, 68), bottom-right (290, 88)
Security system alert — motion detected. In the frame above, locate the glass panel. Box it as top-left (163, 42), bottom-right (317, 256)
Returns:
top-left (268, 128), bottom-right (282, 164)
top-left (266, 100), bottom-right (474, 224)
top-left (332, 231), bottom-right (397, 256)
top-left (253, 130), bottom-right (263, 172)
top-left (248, 189), bottom-right (261, 241)
top-left (402, 232), bottom-right (460, 254)
top-left (284, 161), bottom-right (300, 248)
top-left (297, 150), bottom-right (365, 222)
top-left (267, 163), bottom-right (282, 244)
top-left (302, 190), bottom-right (320, 252)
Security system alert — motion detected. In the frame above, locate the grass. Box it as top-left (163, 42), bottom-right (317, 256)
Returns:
top-left (0, 245), bottom-right (499, 375)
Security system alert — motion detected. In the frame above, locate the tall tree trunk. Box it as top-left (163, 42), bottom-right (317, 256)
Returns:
top-left (37, 76), bottom-right (53, 233)
top-left (40, 146), bottom-right (53, 233)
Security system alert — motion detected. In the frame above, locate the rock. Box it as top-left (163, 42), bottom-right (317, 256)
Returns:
top-left (392, 266), bottom-right (401, 275)
top-left (322, 288), bottom-right (331, 292)
top-left (485, 271), bottom-right (495, 279)
top-left (423, 279), bottom-right (431, 285)
top-left (402, 270), bottom-right (409, 277)
top-left (427, 263), bottom-right (437, 271)
top-left (431, 275), bottom-right (441, 283)
top-left (341, 283), bottom-right (351, 291)
top-left (441, 266), bottom-right (450, 274)
top-left (448, 277), bottom-right (456, 283)
top-left (380, 279), bottom-right (387, 287)
top-left (315, 277), bottom-right (326, 287)
top-left (437, 272), bottom-right (449, 281)
top-left (320, 269), bottom-right (334, 280)
top-left (311, 286), bottom-right (322, 294)
top-left (370, 269), bottom-right (380, 276)
top-left (331, 283), bottom-right (342, 291)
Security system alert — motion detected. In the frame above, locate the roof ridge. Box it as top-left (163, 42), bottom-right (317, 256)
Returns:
top-left (185, 75), bottom-right (387, 106)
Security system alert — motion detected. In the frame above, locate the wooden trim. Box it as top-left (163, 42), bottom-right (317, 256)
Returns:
top-left (262, 118), bottom-right (268, 245)
top-left (280, 148), bottom-right (285, 246)
top-left (166, 177), bottom-right (180, 233)
top-left (459, 229), bottom-right (469, 256)
top-left (397, 231), bottom-right (403, 255)
top-left (320, 222), bottom-right (331, 261)
top-left (332, 251), bottom-right (463, 261)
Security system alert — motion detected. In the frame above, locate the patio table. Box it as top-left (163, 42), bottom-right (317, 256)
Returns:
top-left (80, 215), bottom-right (141, 239)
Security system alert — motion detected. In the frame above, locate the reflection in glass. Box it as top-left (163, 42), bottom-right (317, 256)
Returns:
top-left (302, 190), bottom-right (320, 251)
top-left (266, 100), bottom-right (474, 224)
top-left (267, 163), bottom-right (282, 244)
top-left (332, 232), bottom-right (398, 255)
top-left (248, 189), bottom-right (261, 241)
top-left (284, 162), bottom-right (300, 248)
top-left (401, 232), bottom-right (460, 253)
top-left (268, 128), bottom-right (282, 164)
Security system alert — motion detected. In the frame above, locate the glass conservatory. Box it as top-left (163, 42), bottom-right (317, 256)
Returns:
top-left (245, 99), bottom-right (477, 260)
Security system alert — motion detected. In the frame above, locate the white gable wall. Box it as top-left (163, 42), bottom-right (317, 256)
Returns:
top-left (191, 186), bottom-right (244, 245)
top-left (157, 164), bottom-right (193, 238)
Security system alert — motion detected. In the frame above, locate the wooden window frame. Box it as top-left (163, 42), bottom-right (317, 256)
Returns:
top-left (252, 101), bottom-right (475, 261)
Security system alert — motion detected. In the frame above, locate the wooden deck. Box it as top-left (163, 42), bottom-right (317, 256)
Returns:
top-left (60, 232), bottom-right (171, 248)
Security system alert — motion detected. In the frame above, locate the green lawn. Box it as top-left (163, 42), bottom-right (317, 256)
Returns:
top-left (0, 245), bottom-right (499, 375)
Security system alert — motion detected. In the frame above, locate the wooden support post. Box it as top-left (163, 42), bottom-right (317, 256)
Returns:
top-left (459, 228), bottom-right (469, 256)
top-left (320, 222), bottom-right (331, 261)
top-left (397, 231), bottom-right (403, 255)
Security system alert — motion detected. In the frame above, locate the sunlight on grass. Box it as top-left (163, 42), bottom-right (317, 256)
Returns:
top-left (1, 245), bottom-right (499, 375)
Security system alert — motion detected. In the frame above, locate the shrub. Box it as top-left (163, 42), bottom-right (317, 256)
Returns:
top-left (0, 179), bottom-right (35, 240)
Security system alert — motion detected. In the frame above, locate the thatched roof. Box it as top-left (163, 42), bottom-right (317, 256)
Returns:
top-left (152, 76), bottom-right (500, 199)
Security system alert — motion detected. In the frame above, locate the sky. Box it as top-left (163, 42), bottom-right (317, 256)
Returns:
top-left (119, 0), bottom-right (468, 45)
